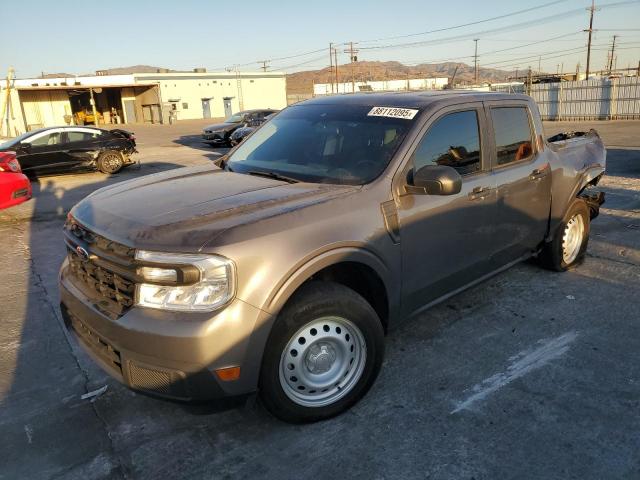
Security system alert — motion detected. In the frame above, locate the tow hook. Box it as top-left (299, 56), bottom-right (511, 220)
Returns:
top-left (580, 191), bottom-right (605, 219)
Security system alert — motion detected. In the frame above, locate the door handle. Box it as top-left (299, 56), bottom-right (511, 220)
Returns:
top-left (530, 165), bottom-right (550, 180)
top-left (468, 186), bottom-right (492, 201)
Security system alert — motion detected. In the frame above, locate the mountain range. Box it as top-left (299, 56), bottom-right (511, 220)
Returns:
top-left (286, 61), bottom-right (517, 94)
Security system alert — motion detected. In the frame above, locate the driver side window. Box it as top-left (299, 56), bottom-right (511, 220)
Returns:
top-left (412, 110), bottom-right (481, 176)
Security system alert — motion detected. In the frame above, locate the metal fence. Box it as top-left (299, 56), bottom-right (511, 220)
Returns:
top-left (493, 77), bottom-right (640, 120)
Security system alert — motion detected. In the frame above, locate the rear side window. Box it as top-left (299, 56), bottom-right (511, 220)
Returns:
top-left (412, 110), bottom-right (481, 176)
top-left (66, 131), bottom-right (101, 143)
top-left (491, 107), bottom-right (534, 166)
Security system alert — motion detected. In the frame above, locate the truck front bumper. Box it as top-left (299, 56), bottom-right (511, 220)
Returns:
top-left (59, 263), bottom-right (272, 402)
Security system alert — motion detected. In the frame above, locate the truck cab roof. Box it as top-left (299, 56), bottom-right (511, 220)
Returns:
top-left (299, 90), bottom-right (532, 109)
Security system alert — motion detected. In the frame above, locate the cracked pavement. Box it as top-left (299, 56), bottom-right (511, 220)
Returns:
top-left (0, 120), bottom-right (639, 479)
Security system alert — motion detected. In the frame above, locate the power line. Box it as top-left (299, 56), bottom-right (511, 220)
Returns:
top-left (357, 0), bottom-right (572, 44)
top-left (359, 0), bottom-right (639, 52)
top-left (397, 32), bottom-right (583, 69)
top-left (360, 9), bottom-right (586, 51)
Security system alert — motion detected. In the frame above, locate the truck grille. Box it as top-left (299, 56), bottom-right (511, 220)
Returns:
top-left (67, 253), bottom-right (135, 315)
top-left (64, 219), bottom-right (137, 318)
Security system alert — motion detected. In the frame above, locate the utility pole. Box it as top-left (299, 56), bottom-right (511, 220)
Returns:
top-left (345, 42), bottom-right (359, 93)
top-left (89, 88), bottom-right (99, 127)
top-left (473, 39), bottom-right (479, 84)
top-left (259, 60), bottom-right (269, 72)
top-left (608, 35), bottom-right (618, 74)
top-left (538, 56), bottom-right (542, 75)
top-left (334, 46), bottom-right (339, 93)
top-left (1, 67), bottom-right (14, 137)
top-left (329, 43), bottom-right (334, 94)
top-left (585, 0), bottom-right (596, 80)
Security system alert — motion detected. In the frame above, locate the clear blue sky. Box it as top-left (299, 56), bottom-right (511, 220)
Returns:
top-left (1, 0), bottom-right (639, 78)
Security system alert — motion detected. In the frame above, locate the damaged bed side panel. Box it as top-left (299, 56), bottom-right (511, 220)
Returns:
top-left (546, 129), bottom-right (607, 236)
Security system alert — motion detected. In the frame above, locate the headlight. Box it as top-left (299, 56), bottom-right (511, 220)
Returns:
top-left (134, 250), bottom-right (235, 312)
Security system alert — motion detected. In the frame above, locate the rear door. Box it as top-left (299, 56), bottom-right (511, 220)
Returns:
top-left (395, 103), bottom-right (498, 315)
top-left (61, 128), bottom-right (105, 171)
top-left (485, 101), bottom-right (552, 265)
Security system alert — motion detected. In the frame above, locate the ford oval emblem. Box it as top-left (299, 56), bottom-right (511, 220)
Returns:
top-left (75, 246), bottom-right (90, 262)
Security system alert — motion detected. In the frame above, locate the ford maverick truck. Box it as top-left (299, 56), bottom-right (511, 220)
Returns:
top-left (59, 92), bottom-right (606, 423)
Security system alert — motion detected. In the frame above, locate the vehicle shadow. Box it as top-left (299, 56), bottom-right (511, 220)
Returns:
top-left (605, 148), bottom-right (640, 179)
top-left (172, 134), bottom-right (230, 163)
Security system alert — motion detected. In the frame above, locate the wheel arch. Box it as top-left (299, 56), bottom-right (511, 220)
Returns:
top-left (265, 246), bottom-right (398, 333)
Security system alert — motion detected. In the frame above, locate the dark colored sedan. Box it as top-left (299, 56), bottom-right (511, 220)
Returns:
top-left (202, 109), bottom-right (277, 147)
top-left (229, 113), bottom-right (276, 146)
top-left (0, 126), bottom-right (137, 177)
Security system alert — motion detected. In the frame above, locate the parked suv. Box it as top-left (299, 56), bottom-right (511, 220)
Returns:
top-left (60, 92), bottom-right (605, 423)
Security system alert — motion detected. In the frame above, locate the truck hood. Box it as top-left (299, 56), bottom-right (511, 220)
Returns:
top-left (71, 165), bottom-right (357, 251)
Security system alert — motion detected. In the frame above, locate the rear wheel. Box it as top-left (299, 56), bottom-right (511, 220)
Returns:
top-left (259, 281), bottom-right (384, 423)
top-left (538, 198), bottom-right (590, 271)
top-left (97, 151), bottom-right (124, 174)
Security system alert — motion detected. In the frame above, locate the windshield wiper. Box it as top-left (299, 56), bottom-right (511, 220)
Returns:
top-left (245, 170), bottom-right (300, 184)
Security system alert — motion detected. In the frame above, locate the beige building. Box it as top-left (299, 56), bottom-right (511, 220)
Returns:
top-left (1, 70), bottom-right (287, 136)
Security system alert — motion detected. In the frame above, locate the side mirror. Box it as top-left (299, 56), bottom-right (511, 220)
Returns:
top-left (406, 165), bottom-right (462, 195)
top-left (213, 154), bottom-right (228, 168)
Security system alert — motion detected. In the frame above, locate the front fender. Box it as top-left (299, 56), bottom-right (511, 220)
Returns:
top-left (264, 243), bottom-right (398, 319)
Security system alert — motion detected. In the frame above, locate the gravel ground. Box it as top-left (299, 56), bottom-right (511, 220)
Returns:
top-left (0, 119), bottom-right (638, 480)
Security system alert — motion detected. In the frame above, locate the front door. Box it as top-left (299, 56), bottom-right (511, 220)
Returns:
top-left (485, 102), bottom-right (552, 265)
top-left (223, 98), bottom-right (233, 118)
top-left (396, 104), bottom-right (497, 316)
top-left (17, 129), bottom-right (67, 175)
top-left (202, 99), bottom-right (211, 119)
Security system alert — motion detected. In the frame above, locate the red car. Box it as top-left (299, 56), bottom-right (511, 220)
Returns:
top-left (0, 151), bottom-right (32, 210)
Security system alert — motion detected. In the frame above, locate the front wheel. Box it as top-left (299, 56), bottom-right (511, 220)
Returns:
top-left (259, 281), bottom-right (384, 423)
top-left (538, 198), bottom-right (590, 271)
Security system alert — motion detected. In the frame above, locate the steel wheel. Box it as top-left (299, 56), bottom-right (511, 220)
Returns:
top-left (562, 213), bottom-right (585, 264)
top-left (279, 316), bottom-right (367, 408)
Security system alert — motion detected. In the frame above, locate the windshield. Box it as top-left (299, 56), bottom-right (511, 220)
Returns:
top-left (225, 112), bottom-right (245, 124)
top-left (227, 104), bottom-right (416, 185)
top-left (0, 131), bottom-right (34, 149)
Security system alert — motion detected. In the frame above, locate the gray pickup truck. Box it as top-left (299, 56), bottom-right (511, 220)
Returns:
top-left (59, 92), bottom-right (606, 423)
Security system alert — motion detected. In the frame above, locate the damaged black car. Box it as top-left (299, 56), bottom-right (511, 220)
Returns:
top-left (0, 126), bottom-right (138, 176)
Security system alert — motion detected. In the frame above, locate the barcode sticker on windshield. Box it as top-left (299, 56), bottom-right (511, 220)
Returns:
top-left (367, 107), bottom-right (419, 120)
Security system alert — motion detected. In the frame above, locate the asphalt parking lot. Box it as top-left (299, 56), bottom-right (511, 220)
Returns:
top-left (1, 119), bottom-right (639, 479)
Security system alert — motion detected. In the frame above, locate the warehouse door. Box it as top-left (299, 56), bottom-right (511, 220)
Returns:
top-left (123, 100), bottom-right (136, 123)
top-left (223, 98), bottom-right (233, 117)
top-left (202, 99), bottom-right (211, 119)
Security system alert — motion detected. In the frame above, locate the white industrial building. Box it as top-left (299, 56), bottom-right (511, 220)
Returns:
top-left (0, 69), bottom-right (287, 135)
top-left (314, 77), bottom-right (449, 96)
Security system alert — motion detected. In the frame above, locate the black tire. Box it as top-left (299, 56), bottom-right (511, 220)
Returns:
top-left (538, 198), bottom-right (590, 271)
top-left (97, 151), bottom-right (124, 174)
top-left (259, 281), bottom-right (385, 423)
